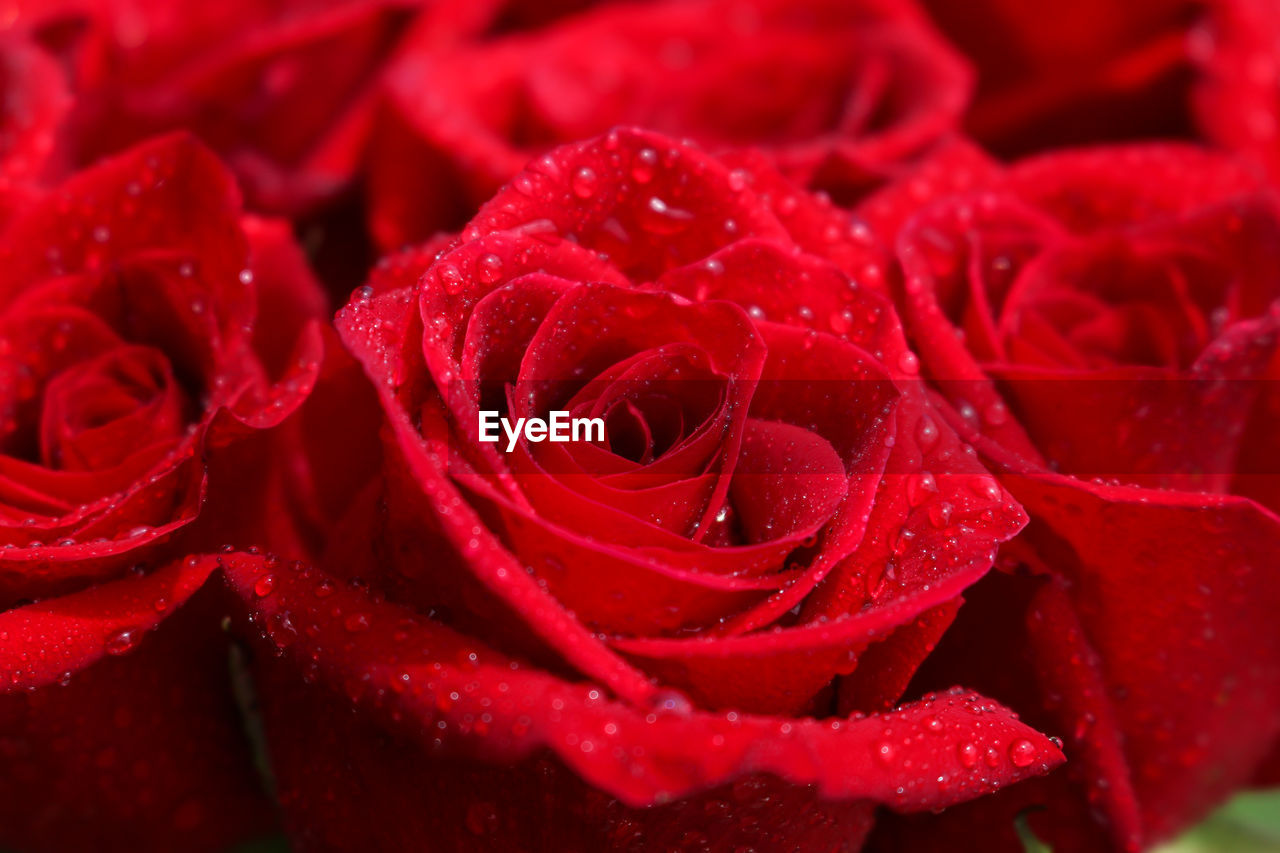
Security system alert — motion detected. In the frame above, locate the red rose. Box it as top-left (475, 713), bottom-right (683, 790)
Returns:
top-left (921, 0), bottom-right (1203, 156)
top-left (221, 127), bottom-right (1063, 850)
top-left (2, 0), bottom-right (520, 213)
top-left (862, 144), bottom-right (1280, 850)
top-left (1192, 0), bottom-right (1280, 183)
top-left (2, 0), bottom-right (655, 217)
top-left (0, 134), bottom-right (327, 850)
top-left (0, 34), bottom-right (70, 190)
top-left (366, 0), bottom-right (971, 249)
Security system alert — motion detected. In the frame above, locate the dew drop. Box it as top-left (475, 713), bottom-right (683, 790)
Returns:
top-left (967, 475), bottom-right (1001, 500)
top-left (891, 527), bottom-right (915, 556)
top-left (829, 309), bottom-right (854, 334)
top-left (916, 415), bottom-right (939, 448)
top-left (476, 254), bottom-right (504, 285)
top-left (631, 148), bottom-right (658, 183)
top-left (647, 689), bottom-right (694, 716)
top-left (105, 629), bottom-right (138, 656)
top-left (438, 263), bottom-right (465, 294)
top-left (641, 197), bottom-right (694, 234)
top-left (1009, 738), bottom-right (1038, 768)
top-left (571, 167), bottom-right (598, 198)
top-left (906, 472), bottom-right (938, 506)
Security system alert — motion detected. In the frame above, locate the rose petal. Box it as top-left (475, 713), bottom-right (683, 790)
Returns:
top-left (0, 587), bottom-right (275, 851)
top-left (222, 551), bottom-right (1064, 810)
top-left (0, 554), bottom-right (218, 690)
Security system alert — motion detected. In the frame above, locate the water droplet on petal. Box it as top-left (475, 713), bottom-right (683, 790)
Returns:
top-left (916, 415), bottom-right (939, 448)
top-left (476, 254), bottom-right (504, 284)
top-left (437, 263), bottom-right (464, 294)
top-left (647, 689), bottom-right (694, 716)
top-left (571, 167), bottom-right (598, 199)
top-left (907, 472), bottom-right (938, 506)
top-left (640, 197), bottom-right (694, 234)
top-left (631, 148), bottom-right (658, 183)
top-left (967, 475), bottom-right (1001, 500)
top-left (105, 629), bottom-right (138, 656)
top-left (1009, 738), bottom-right (1038, 768)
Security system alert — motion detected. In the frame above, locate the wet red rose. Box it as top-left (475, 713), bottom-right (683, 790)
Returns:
top-left (0, 0), bottom-right (664, 219)
top-left (7, 0), bottom-right (413, 211)
top-left (366, 0), bottom-right (971, 249)
top-left (861, 143), bottom-right (1280, 850)
top-left (219, 127), bottom-right (1063, 850)
top-left (0, 0), bottom-right (1276, 849)
top-left (0, 133), bottom-right (327, 851)
top-left (3, 0), bottom-right (508, 213)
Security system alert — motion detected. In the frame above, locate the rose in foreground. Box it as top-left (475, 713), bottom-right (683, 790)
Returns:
top-left (222, 127), bottom-right (1062, 849)
top-left (0, 134), bottom-right (327, 851)
top-left (859, 142), bottom-right (1280, 850)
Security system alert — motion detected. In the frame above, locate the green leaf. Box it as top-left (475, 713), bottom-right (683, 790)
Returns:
top-left (1016, 789), bottom-right (1280, 853)
top-left (1154, 789), bottom-right (1280, 853)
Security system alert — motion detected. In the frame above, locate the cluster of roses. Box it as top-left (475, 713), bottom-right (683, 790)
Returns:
top-left (0, 0), bottom-right (1277, 850)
